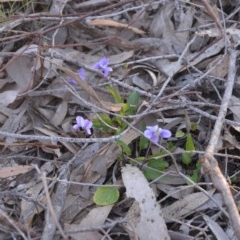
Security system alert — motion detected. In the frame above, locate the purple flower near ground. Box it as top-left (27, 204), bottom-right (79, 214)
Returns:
top-left (69, 68), bottom-right (85, 84)
top-left (144, 125), bottom-right (171, 143)
top-left (73, 116), bottom-right (92, 135)
top-left (93, 57), bottom-right (113, 77)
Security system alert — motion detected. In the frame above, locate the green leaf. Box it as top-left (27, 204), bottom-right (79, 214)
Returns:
top-left (98, 114), bottom-right (113, 126)
top-left (144, 159), bottom-right (169, 180)
top-left (116, 139), bottom-right (132, 155)
top-left (120, 103), bottom-right (130, 116)
top-left (107, 86), bottom-right (123, 103)
top-left (148, 159), bottom-right (169, 170)
top-left (139, 122), bottom-right (148, 151)
top-left (92, 119), bottom-right (102, 129)
top-left (186, 133), bottom-right (195, 151)
top-left (191, 122), bottom-right (198, 131)
top-left (175, 130), bottom-right (185, 138)
top-left (127, 91), bottom-right (140, 106)
top-left (230, 175), bottom-right (238, 184)
top-left (93, 186), bottom-right (120, 206)
top-left (189, 169), bottom-right (200, 183)
top-left (144, 168), bottom-right (161, 181)
top-left (139, 136), bottom-right (149, 151)
top-left (126, 91), bottom-right (140, 115)
top-left (133, 156), bottom-right (145, 161)
top-left (167, 141), bottom-right (174, 151)
top-left (182, 152), bottom-right (192, 165)
top-left (113, 116), bottom-right (125, 128)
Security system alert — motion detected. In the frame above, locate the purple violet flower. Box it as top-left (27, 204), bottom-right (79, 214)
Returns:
top-left (73, 116), bottom-right (92, 135)
top-left (93, 57), bottom-right (113, 77)
top-left (69, 68), bottom-right (86, 84)
top-left (144, 125), bottom-right (171, 143)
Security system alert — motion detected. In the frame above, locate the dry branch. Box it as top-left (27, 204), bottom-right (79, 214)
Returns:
top-left (201, 49), bottom-right (240, 238)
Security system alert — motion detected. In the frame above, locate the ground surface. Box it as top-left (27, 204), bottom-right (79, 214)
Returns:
top-left (1, 0), bottom-right (240, 239)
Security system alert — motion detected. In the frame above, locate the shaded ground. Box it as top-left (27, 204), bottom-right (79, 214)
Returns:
top-left (1, 0), bottom-right (240, 239)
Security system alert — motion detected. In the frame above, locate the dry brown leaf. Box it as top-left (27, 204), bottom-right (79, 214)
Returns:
top-left (122, 165), bottom-right (170, 240)
top-left (168, 230), bottom-right (195, 240)
top-left (34, 126), bottom-right (78, 154)
top-left (51, 101), bottom-right (68, 126)
top-left (0, 89), bottom-right (18, 107)
top-left (229, 96), bottom-right (240, 123)
top-left (162, 189), bottom-right (215, 222)
top-left (75, 0), bottom-right (109, 9)
top-left (20, 162), bottom-right (55, 225)
top-left (207, 54), bottom-right (229, 78)
top-left (161, 38), bottom-right (225, 77)
top-left (150, 2), bottom-right (189, 54)
top-left (6, 56), bottom-right (34, 94)
top-left (66, 205), bottom-right (113, 240)
top-left (119, 128), bottom-right (140, 145)
top-left (157, 184), bottom-right (194, 200)
top-left (65, 226), bottom-right (102, 240)
top-left (203, 215), bottom-right (230, 240)
top-left (88, 19), bottom-right (145, 35)
top-left (0, 0), bottom-right (23, 1)
top-left (223, 128), bottom-right (240, 150)
top-left (197, 193), bottom-right (223, 211)
top-left (20, 181), bottom-right (45, 225)
top-left (67, 143), bottom-right (120, 200)
top-left (109, 51), bottom-right (134, 64)
top-left (196, 27), bottom-right (240, 44)
top-left (0, 165), bottom-right (34, 179)
top-left (62, 196), bottom-right (91, 223)
top-left (154, 165), bottom-right (186, 185)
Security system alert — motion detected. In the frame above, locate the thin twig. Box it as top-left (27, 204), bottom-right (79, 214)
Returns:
top-left (0, 129), bottom-right (127, 143)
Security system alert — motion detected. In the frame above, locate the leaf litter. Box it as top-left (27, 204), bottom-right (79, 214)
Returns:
top-left (1, 0), bottom-right (240, 239)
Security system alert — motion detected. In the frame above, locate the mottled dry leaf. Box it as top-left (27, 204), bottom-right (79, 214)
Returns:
top-left (0, 165), bottom-right (34, 178)
top-left (122, 165), bottom-right (170, 240)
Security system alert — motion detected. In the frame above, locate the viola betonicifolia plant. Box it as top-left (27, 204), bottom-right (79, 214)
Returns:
top-left (71, 59), bottom-right (171, 145)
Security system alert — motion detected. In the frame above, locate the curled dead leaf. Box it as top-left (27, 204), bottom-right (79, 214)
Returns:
top-left (88, 19), bottom-right (145, 35)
